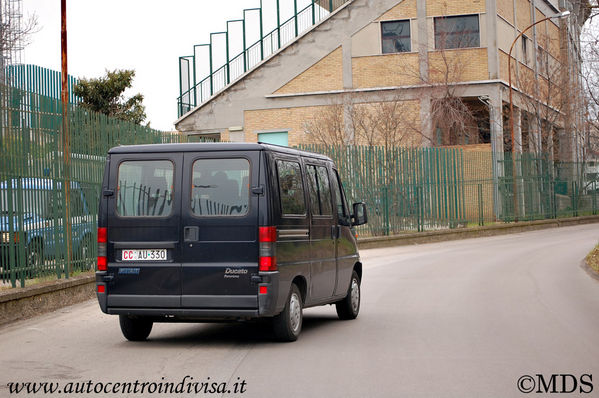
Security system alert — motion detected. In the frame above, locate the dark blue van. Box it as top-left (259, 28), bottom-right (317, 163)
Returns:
top-left (96, 143), bottom-right (367, 341)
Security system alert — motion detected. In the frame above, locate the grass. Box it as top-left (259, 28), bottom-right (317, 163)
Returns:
top-left (0, 269), bottom-right (94, 291)
top-left (586, 244), bottom-right (599, 275)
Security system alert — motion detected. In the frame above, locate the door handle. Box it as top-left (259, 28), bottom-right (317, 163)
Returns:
top-left (184, 226), bottom-right (199, 242)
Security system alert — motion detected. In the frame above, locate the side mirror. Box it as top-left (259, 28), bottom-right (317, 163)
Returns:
top-left (352, 202), bottom-right (368, 226)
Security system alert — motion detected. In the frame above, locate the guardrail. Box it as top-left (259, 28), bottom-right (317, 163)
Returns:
top-left (178, 0), bottom-right (350, 117)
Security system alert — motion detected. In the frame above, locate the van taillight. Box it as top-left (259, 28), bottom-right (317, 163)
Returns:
top-left (259, 226), bottom-right (277, 272)
top-left (97, 227), bottom-right (107, 271)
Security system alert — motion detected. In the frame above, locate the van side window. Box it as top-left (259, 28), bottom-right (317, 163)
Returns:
top-left (331, 169), bottom-right (349, 224)
top-left (191, 158), bottom-right (249, 216)
top-left (276, 160), bottom-right (306, 216)
top-left (117, 160), bottom-right (174, 217)
top-left (306, 165), bottom-right (333, 216)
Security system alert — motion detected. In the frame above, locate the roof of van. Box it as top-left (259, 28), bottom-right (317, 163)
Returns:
top-left (108, 142), bottom-right (332, 161)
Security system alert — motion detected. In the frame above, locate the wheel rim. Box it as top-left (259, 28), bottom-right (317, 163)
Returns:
top-left (28, 248), bottom-right (40, 267)
top-left (289, 292), bottom-right (301, 334)
top-left (81, 239), bottom-right (91, 269)
top-left (350, 278), bottom-right (360, 313)
top-left (82, 240), bottom-right (90, 259)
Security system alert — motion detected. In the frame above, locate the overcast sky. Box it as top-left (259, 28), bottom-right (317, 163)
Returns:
top-left (22, 0), bottom-right (274, 131)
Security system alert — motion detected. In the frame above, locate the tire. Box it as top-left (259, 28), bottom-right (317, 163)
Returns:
top-left (272, 284), bottom-right (303, 342)
top-left (336, 270), bottom-right (360, 320)
top-left (26, 241), bottom-right (43, 278)
top-left (119, 315), bottom-right (153, 341)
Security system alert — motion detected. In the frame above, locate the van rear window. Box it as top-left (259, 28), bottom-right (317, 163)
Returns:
top-left (191, 158), bottom-right (250, 216)
top-left (117, 160), bottom-right (174, 217)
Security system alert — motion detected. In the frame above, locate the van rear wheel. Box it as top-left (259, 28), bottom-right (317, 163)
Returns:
top-left (336, 270), bottom-right (360, 320)
top-left (119, 315), bottom-right (153, 341)
top-left (272, 284), bottom-right (302, 342)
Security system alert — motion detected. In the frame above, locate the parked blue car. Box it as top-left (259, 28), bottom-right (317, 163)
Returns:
top-left (0, 178), bottom-right (96, 276)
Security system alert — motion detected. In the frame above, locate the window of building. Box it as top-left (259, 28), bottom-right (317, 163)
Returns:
top-left (434, 15), bottom-right (480, 50)
top-left (381, 20), bottom-right (411, 53)
top-left (258, 131), bottom-right (288, 146)
top-left (277, 160), bottom-right (306, 216)
top-left (522, 35), bottom-right (529, 65)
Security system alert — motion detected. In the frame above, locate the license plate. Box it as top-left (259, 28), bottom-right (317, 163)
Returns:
top-left (121, 249), bottom-right (167, 261)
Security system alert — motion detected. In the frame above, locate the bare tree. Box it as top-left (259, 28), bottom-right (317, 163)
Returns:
top-left (511, 30), bottom-right (570, 159)
top-left (582, 3), bottom-right (599, 158)
top-left (302, 101), bottom-right (350, 145)
top-left (0, 2), bottom-right (37, 79)
top-left (302, 93), bottom-right (422, 147)
top-left (396, 25), bottom-right (485, 147)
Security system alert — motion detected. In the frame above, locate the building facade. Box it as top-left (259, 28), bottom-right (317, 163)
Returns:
top-left (175, 0), bottom-right (587, 162)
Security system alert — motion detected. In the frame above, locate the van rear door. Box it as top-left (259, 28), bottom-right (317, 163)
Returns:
top-left (179, 151), bottom-right (260, 309)
top-left (106, 154), bottom-right (182, 308)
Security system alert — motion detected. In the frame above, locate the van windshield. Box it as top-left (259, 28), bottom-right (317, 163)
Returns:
top-left (191, 158), bottom-right (249, 216)
top-left (117, 160), bottom-right (174, 217)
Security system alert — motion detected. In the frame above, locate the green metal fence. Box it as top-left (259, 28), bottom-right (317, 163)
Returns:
top-left (4, 64), bottom-right (80, 103)
top-left (298, 145), bottom-right (599, 237)
top-left (0, 84), bottom-right (186, 288)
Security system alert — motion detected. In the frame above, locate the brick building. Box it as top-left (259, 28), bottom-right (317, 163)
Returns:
top-left (175, 0), bottom-right (587, 162)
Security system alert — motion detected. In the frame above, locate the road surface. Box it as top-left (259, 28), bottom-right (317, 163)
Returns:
top-left (1, 224), bottom-right (599, 397)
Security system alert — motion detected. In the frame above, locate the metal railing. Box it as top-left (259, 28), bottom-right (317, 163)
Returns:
top-left (178, 0), bottom-right (350, 117)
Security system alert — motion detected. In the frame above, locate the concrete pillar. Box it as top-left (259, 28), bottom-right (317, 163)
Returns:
top-left (489, 88), bottom-right (504, 219)
top-left (417, 0), bottom-right (431, 147)
top-left (417, 0), bottom-right (428, 82)
top-left (342, 38), bottom-right (353, 90)
top-left (528, 114), bottom-right (541, 154)
top-left (486, 0), bottom-right (499, 79)
top-left (513, 107), bottom-right (522, 153)
top-left (420, 95), bottom-right (433, 147)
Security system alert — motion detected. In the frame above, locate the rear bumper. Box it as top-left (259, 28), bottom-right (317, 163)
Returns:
top-left (106, 307), bottom-right (259, 319)
top-left (96, 271), bottom-right (281, 320)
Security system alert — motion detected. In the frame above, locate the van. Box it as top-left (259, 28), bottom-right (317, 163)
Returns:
top-left (95, 143), bottom-right (367, 342)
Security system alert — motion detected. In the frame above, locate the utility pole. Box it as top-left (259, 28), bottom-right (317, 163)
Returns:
top-left (61, 0), bottom-right (72, 277)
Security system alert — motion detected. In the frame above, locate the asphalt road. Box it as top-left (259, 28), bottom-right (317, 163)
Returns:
top-left (1, 224), bottom-right (599, 398)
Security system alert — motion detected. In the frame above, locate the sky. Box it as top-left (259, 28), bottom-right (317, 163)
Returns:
top-left (22, 0), bottom-right (284, 132)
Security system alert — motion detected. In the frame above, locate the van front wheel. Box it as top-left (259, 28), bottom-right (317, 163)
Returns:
top-left (272, 284), bottom-right (302, 342)
top-left (119, 315), bottom-right (153, 341)
top-left (336, 270), bottom-right (360, 320)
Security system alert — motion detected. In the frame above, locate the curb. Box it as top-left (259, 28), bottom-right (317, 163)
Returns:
top-left (0, 274), bottom-right (95, 326)
top-left (357, 215), bottom-right (599, 250)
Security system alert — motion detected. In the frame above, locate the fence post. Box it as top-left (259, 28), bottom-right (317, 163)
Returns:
top-left (383, 185), bottom-right (390, 236)
top-left (478, 183), bottom-right (484, 226)
top-left (572, 181), bottom-right (578, 217)
top-left (593, 183), bottom-right (597, 216)
top-left (552, 180), bottom-right (557, 219)
top-left (294, 0), bottom-right (298, 37)
top-left (417, 185), bottom-right (423, 232)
